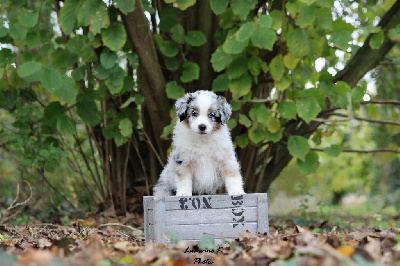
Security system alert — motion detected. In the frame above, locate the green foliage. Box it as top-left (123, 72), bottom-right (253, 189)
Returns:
top-left (0, 0), bottom-right (399, 214)
top-left (288, 135), bottom-right (310, 160)
top-left (198, 236), bottom-right (218, 251)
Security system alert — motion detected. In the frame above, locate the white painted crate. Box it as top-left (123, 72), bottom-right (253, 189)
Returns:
top-left (143, 193), bottom-right (268, 244)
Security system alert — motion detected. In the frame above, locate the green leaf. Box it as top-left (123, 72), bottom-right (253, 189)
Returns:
top-left (103, 125), bottom-right (116, 139)
top-left (9, 22), bottom-right (27, 41)
top-left (176, 0), bottom-right (196, 10)
top-left (59, 0), bottom-right (80, 35)
top-left (278, 100), bottom-right (297, 119)
top-left (324, 144), bottom-right (342, 157)
top-left (235, 134), bottom-right (249, 149)
top-left (297, 97), bottom-right (321, 124)
top-left (53, 49), bottom-right (78, 69)
top-left (126, 53), bottom-right (139, 70)
top-left (57, 115), bottom-right (77, 135)
top-left (295, 4), bottom-right (316, 28)
top-left (105, 66), bottom-right (125, 94)
top-left (115, 0), bottom-right (135, 14)
top-left (199, 236), bottom-right (218, 250)
top-left (231, 0), bottom-right (257, 20)
top-left (90, 7), bottom-right (109, 34)
top-left (77, 0), bottom-right (98, 26)
top-left (286, 28), bottom-right (310, 57)
top-left (100, 48), bottom-right (118, 69)
top-left (248, 125), bottom-right (265, 144)
top-left (170, 24), bottom-right (185, 44)
top-left (102, 23), bottom-right (127, 51)
top-left (283, 53), bottom-right (300, 70)
top-left (248, 56), bottom-right (262, 78)
top-left (267, 118), bottom-right (280, 133)
top-left (288, 135), bottom-right (310, 159)
top-left (41, 67), bottom-right (62, 93)
top-left (229, 73), bottom-right (252, 99)
top-left (275, 75), bottom-right (292, 91)
top-left (219, 8), bottom-right (234, 29)
top-left (330, 30), bottom-right (352, 50)
top-left (223, 32), bottom-right (249, 54)
top-left (239, 114), bottom-right (252, 127)
top-left (299, 0), bottom-right (316, 5)
top-left (228, 56), bottom-right (248, 80)
top-left (212, 73), bottom-right (229, 92)
top-left (265, 128), bottom-right (283, 143)
top-left (251, 27), bottom-right (276, 50)
top-left (185, 31), bottom-right (207, 46)
top-left (333, 81), bottom-right (351, 95)
top-left (237, 22), bottom-right (256, 42)
top-left (54, 75), bottom-right (78, 104)
top-left (119, 118), bottom-right (133, 137)
top-left (77, 99), bottom-right (101, 126)
top-left (17, 61), bottom-right (42, 78)
top-left (164, 57), bottom-right (179, 71)
top-left (114, 133), bottom-right (128, 146)
top-left (297, 151), bottom-right (318, 173)
top-left (43, 102), bottom-right (65, 127)
top-left (270, 10), bottom-right (283, 30)
top-left (166, 81), bottom-right (185, 99)
top-left (388, 25), bottom-right (400, 42)
top-left (211, 46), bottom-right (232, 71)
top-left (316, 8), bottom-right (332, 30)
top-left (180, 62), bottom-right (199, 83)
top-left (67, 35), bottom-right (86, 54)
top-left (369, 30), bottom-right (384, 49)
top-left (0, 21), bottom-right (7, 38)
top-left (259, 15), bottom-right (273, 28)
top-left (249, 103), bottom-right (271, 125)
top-left (0, 49), bottom-right (14, 67)
top-left (210, 0), bottom-right (229, 15)
top-left (18, 10), bottom-right (39, 28)
top-left (269, 55), bottom-right (285, 81)
top-left (160, 40), bottom-right (179, 57)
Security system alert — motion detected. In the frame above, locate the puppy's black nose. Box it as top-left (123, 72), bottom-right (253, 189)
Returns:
top-left (198, 124), bottom-right (207, 131)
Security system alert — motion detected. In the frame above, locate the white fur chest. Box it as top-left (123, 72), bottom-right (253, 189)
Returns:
top-left (173, 122), bottom-right (232, 193)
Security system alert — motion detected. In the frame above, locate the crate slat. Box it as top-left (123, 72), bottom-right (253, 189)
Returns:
top-left (165, 223), bottom-right (257, 239)
top-left (165, 207), bottom-right (257, 225)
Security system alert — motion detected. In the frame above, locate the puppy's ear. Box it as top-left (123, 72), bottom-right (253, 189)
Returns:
top-left (175, 93), bottom-right (193, 122)
top-left (217, 95), bottom-right (232, 125)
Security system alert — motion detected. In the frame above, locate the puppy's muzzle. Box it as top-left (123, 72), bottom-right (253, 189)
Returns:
top-left (198, 124), bottom-right (207, 133)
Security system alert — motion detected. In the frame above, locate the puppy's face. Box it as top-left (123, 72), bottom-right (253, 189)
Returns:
top-left (175, 91), bottom-right (232, 135)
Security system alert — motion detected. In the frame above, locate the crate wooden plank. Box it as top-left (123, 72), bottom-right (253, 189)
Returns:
top-left (143, 193), bottom-right (268, 244)
top-left (164, 194), bottom-right (259, 210)
top-left (257, 193), bottom-right (269, 233)
top-left (165, 223), bottom-right (257, 239)
top-left (165, 207), bottom-right (257, 225)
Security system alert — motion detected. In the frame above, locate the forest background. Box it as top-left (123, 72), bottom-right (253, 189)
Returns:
top-left (0, 0), bottom-right (399, 226)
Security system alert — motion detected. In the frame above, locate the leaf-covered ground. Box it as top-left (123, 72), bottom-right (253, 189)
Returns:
top-left (1, 215), bottom-right (400, 266)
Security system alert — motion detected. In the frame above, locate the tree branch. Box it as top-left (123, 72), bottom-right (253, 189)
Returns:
top-left (311, 148), bottom-right (400, 154)
top-left (360, 99), bottom-right (400, 106)
top-left (122, 0), bottom-right (171, 161)
top-left (197, 0), bottom-right (214, 90)
top-left (333, 1), bottom-right (400, 87)
top-left (329, 113), bottom-right (400, 126)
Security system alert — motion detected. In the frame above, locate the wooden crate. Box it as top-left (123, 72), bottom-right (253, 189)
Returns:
top-left (143, 193), bottom-right (268, 244)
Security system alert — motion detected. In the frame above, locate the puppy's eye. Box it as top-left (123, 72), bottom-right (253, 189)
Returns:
top-left (208, 112), bottom-right (215, 118)
top-left (192, 110), bottom-right (198, 117)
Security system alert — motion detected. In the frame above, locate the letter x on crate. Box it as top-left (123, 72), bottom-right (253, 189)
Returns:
top-left (143, 193), bottom-right (268, 245)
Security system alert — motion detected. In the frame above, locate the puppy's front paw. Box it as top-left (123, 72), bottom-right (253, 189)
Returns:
top-left (176, 189), bottom-right (192, 196)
